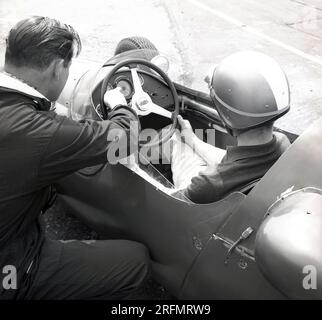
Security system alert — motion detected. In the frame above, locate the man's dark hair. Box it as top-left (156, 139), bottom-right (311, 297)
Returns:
top-left (5, 16), bottom-right (82, 70)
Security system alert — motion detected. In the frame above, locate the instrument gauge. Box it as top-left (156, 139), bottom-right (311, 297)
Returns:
top-left (116, 79), bottom-right (133, 99)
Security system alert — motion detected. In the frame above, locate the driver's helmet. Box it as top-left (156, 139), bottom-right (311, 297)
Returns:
top-left (207, 51), bottom-right (290, 133)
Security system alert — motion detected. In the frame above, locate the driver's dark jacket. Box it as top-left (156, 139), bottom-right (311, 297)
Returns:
top-left (0, 86), bottom-right (139, 299)
top-left (181, 134), bottom-right (288, 204)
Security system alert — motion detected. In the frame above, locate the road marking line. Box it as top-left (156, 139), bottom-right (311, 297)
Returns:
top-left (188, 0), bottom-right (322, 67)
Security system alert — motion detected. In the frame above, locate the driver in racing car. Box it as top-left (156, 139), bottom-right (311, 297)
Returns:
top-left (111, 39), bottom-right (291, 204)
top-left (0, 17), bottom-right (149, 299)
top-left (170, 51), bottom-right (291, 203)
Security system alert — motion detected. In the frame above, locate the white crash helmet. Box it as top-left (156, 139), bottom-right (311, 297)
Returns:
top-left (207, 51), bottom-right (290, 133)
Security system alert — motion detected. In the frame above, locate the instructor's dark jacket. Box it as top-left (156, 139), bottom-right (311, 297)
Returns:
top-left (0, 72), bottom-right (139, 299)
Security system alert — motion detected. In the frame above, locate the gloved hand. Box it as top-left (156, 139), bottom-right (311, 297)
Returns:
top-left (177, 115), bottom-right (195, 145)
top-left (104, 87), bottom-right (127, 109)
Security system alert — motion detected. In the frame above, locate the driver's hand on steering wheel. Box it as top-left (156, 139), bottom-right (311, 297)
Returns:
top-left (177, 115), bottom-right (195, 146)
top-left (104, 87), bottom-right (127, 110)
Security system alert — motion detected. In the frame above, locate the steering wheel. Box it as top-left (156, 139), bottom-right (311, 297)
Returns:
top-left (100, 58), bottom-right (179, 148)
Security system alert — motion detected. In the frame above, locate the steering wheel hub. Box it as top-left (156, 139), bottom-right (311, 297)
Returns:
top-left (136, 96), bottom-right (150, 111)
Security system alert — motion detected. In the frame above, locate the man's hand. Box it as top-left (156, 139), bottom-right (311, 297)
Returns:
top-left (176, 115), bottom-right (226, 167)
top-left (177, 115), bottom-right (195, 146)
top-left (104, 87), bottom-right (127, 110)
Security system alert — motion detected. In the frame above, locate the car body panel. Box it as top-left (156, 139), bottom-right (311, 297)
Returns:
top-left (56, 164), bottom-right (246, 297)
top-left (55, 49), bottom-right (322, 299)
top-left (217, 117), bottom-right (322, 253)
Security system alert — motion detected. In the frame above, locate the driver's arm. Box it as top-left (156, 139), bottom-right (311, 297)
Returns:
top-left (188, 135), bottom-right (226, 166)
top-left (178, 116), bottom-right (226, 166)
top-left (172, 166), bottom-right (225, 204)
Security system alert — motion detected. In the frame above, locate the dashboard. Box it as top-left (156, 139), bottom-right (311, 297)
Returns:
top-left (92, 69), bottom-right (174, 110)
top-left (91, 68), bottom-right (175, 130)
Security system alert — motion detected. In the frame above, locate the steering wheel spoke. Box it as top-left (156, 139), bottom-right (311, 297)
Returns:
top-left (130, 67), bottom-right (172, 119)
top-left (130, 67), bottom-right (145, 95)
top-left (148, 102), bottom-right (172, 119)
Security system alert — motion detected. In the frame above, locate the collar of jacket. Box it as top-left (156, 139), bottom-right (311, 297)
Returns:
top-left (224, 135), bottom-right (277, 162)
top-left (0, 71), bottom-right (52, 111)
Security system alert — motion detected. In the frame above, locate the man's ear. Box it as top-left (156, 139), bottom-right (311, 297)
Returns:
top-left (51, 59), bottom-right (65, 80)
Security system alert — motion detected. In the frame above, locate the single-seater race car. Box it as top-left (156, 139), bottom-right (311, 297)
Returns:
top-left (55, 45), bottom-right (322, 300)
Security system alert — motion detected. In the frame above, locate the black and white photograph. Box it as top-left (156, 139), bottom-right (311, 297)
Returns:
top-left (0, 0), bottom-right (321, 313)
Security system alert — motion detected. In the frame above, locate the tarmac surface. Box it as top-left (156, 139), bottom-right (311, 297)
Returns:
top-left (1, 0), bottom-right (322, 133)
top-left (0, 0), bottom-right (322, 299)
